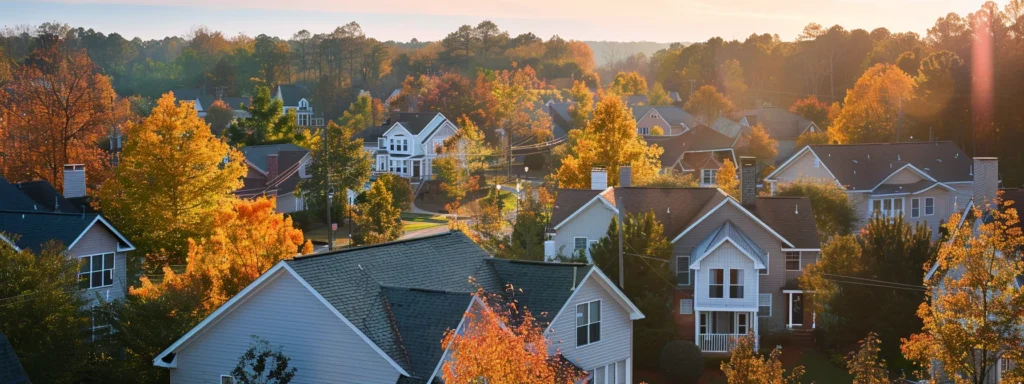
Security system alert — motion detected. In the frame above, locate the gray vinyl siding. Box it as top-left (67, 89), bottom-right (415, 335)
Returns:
top-left (692, 242), bottom-right (759, 311)
top-left (673, 203), bottom-right (790, 332)
top-left (547, 275), bottom-right (633, 374)
top-left (170, 270), bottom-right (400, 384)
top-left (553, 200), bottom-right (616, 260)
top-left (276, 193), bottom-right (303, 214)
top-left (68, 224), bottom-right (127, 305)
top-left (771, 150), bottom-right (834, 184)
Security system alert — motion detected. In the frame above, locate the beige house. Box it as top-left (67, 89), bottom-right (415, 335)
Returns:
top-left (766, 142), bottom-right (998, 238)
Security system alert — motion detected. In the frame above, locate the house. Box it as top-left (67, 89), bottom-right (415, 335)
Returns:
top-left (384, 88), bottom-right (402, 110)
top-left (170, 88), bottom-right (250, 119)
top-left (153, 232), bottom-right (644, 383)
top-left (632, 106), bottom-right (698, 136)
top-left (644, 125), bottom-right (740, 186)
top-left (0, 331), bottom-right (30, 384)
top-left (354, 112), bottom-right (459, 181)
top-left (765, 142), bottom-right (997, 237)
top-left (545, 101), bottom-right (575, 139)
top-left (546, 159), bottom-right (821, 353)
top-left (737, 107), bottom-right (821, 162)
top-left (235, 144), bottom-right (312, 214)
top-left (274, 84), bottom-right (323, 127)
top-left (669, 91), bottom-right (683, 104)
top-left (0, 166), bottom-right (136, 310)
top-left (624, 95), bottom-right (648, 107)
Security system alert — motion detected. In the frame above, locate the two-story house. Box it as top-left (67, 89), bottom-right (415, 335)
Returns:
top-left (274, 84), bottom-right (323, 127)
top-left (354, 112), bottom-right (459, 181)
top-left (0, 166), bottom-right (136, 318)
top-left (234, 144), bottom-right (312, 214)
top-left (632, 106), bottom-right (698, 136)
top-left (153, 231), bottom-right (644, 383)
top-left (644, 124), bottom-right (740, 186)
top-left (765, 142), bottom-right (997, 238)
top-left (547, 159), bottom-right (820, 354)
top-left (738, 107), bottom-right (821, 163)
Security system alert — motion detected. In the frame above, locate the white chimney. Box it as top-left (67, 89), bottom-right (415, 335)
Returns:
top-left (63, 164), bottom-right (86, 198)
top-left (972, 157), bottom-right (998, 209)
top-left (591, 168), bottom-right (608, 190)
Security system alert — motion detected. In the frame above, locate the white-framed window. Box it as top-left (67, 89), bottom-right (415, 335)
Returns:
top-left (813, 158), bottom-right (820, 168)
top-left (709, 269), bottom-right (725, 298)
top-left (870, 197), bottom-right (904, 218)
top-left (298, 99), bottom-right (309, 108)
top-left (573, 237), bottom-right (588, 256)
top-left (702, 169), bottom-right (717, 185)
top-left (676, 255), bottom-right (692, 286)
top-left (785, 251), bottom-right (801, 271)
top-left (221, 375), bottom-right (235, 384)
top-left (402, 139), bottom-right (409, 152)
top-left (576, 300), bottom-right (601, 347)
top-left (389, 138), bottom-right (396, 151)
top-left (679, 299), bottom-right (693, 315)
top-left (729, 269), bottom-right (744, 298)
top-left (638, 127), bottom-right (650, 135)
top-left (608, 362), bottom-right (617, 384)
top-left (911, 198), bottom-right (921, 218)
top-left (759, 252), bottom-right (770, 275)
top-left (297, 113), bottom-right (310, 126)
top-left (377, 155), bottom-right (387, 171)
top-left (699, 312), bottom-right (708, 334)
top-left (378, 137), bottom-right (386, 148)
top-left (79, 253), bottom-right (114, 289)
top-left (758, 293), bottom-right (772, 317)
top-left (735, 312), bottom-right (748, 335)
top-left (925, 197), bottom-right (935, 216)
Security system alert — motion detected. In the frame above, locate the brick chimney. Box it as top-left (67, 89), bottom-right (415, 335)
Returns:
top-left (972, 157), bottom-right (998, 209)
top-left (739, 156), bottom-right (757, 206)
top-left (63, 164), bottom-right (86, 198)
top-left (266, 154), bottom-right (279, 183)
top-left (619, 166), bottom-right (632, 188)
top-left (591, 168), bottom-right (608, 190)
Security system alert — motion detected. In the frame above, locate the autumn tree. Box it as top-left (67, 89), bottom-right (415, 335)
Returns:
top-left (0, 46), bottom-right (123, 190)
top-left (204, 99), bottom-right (235, 136)
top-left (298, 121), bottom-right (372, 222)
top-left (441, 289), bottom-right (585, 384)
top-left (902, 203), bottom-right (1024, 384)
top-left (830, 64), bottom-right (915, 144)
top-left (374, 173), bottom-right (412, 211)
top-left (648, 82), bottom-right (672, 106)
top-left (638, 170), bottom-right (698, 188)
top-left (96, 93), bottom-right (246, 265)
top-left (567, 80), bottom-right (594, 131)
top-left (795, 130), bottom-right (831, 150)
top-left (352, 180), bottom-right (404, 245)
top-left (776, 180), bottom-right (859, 239)
top-left (848, 333), bottom-right (890, 384)
top-left (684, 85), bottom-right (735, 125)
top-left (433, 117), bottom-right (492, 211)
top-left (744, 123), bottom-right (778, 164)
top-left (227, 85), bottom-right (309, 147)
top-left (556, 96), bottom-right (662, 189)
top-left (608, 71), bottom-right (648, 96)
top-left (716, 159), bottom-right (739, 198)
top-left (721, 335), bottom-right (804, 384)
top-left (789, 96), bottom-right (837, 130)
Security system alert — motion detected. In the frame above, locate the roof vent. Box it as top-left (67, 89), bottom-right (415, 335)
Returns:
top-left (898, 154), bottom-right (901, 161)
top-left (936, 158), bottom-right (943, 163)
top-left (795, 204), bottom-right (799, 215)
top-left (955, 153), bottom-right (959, 158)
top-left (852, 159), bottom-right (859, 164)
top-left (867, 154), bottom-right (871, 159)
top-left (853, 170), bottom-right (857, 174)
top-left (667, 207), bottom-right (671, 214)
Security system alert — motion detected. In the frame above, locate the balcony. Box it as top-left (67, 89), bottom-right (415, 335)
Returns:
top-left (698, 333), bottom-right (758, 353)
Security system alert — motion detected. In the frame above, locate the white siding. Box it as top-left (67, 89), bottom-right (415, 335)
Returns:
top-left (553, 201), bottom-right (615, 260)
top-left (692, 242), bottom-right (759, 311)
top-left (772, 150), bottom-right (834, 185)
top-left (546, 275), bottom-right (633, 374)
top-left (170, 271), bottom-right (401, 384)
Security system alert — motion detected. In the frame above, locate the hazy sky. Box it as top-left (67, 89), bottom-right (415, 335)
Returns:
top-left (0, 0), bottom-right (994, 43)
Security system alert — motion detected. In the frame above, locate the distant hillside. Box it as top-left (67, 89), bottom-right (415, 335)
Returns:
top-left (585, 41), bottom-right (677, 65)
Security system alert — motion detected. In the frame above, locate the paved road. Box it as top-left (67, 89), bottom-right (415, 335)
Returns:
top-left (401, 224), bottom-right (451, 240)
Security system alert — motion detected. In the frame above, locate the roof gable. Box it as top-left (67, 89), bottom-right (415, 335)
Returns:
top-left (805, 142), bottom-right (972, 190)
top-left (671, 197), bottom-right (796, 248)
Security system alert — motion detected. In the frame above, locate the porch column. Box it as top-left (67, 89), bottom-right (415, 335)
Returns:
top-left (752, 311), bottom-right (759, 350)
top-left (786, 292), bottom-right (793, 329)
top-left (694, 309), bottom-right (700, 350)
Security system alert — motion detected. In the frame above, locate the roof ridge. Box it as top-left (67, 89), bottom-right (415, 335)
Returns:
top-left (291, 231), bottom-right (457, 260)
top-left (487, 258), bottom-right (591, 267)
top-left (381, 285), bottom-right (474, 295)
top-left (0, 210), bottom-right (95, 217)
top-left (810, 141), bottom-right (953, 147)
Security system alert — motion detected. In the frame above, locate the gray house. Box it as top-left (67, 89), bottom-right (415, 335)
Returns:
top-left (154, 232), bottom-right (643, 383)
top-left (547, 160), bottom-right (820, 354)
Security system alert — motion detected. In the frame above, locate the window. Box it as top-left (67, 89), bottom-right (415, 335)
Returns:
top-left (870, 197), bottom-right (904, 218)
top-left (729, 269), bottom-right (744, 298)
top-left (676, 256), bottom-right (692, 286)
top-left (574, 237), bottom-right (588, 256)
top-left (813, 158), bottom-right (820, 168)
top-left (702, 169), bottom-right (717, 185)
top-left (221, 376), bottom-right (235, 384)
top-left (389, 138), bottom-right (396, 151)
top-left (576, 301), bottom-right (601, 347)
top-left (402, 139), bottom-right (408, 152)
top-left (679, 299), bottom-right (693, 315)
top-left (378, 138), bottom-right (386, 148)
top-left (758, 293), bottom-right (772, 317)
top-left (377, 156), bottom-right (387, 171)
top-left (638, 127), bottom-right (650, 135)
top-left (911, 198), bottom-right (921, 218)
top-left (759, 253), bottom-right (770, 275)
top-left (736, 313), bottom-right (748, 335)
top-left (79, 253), bottom-right (114, 289)
top-left (925, 197), bottom-right (935, 216)
top-left (608, 363), bottom-right (617, 384)
top-left (699, 312), bottom-right (708, 334)
top-left (709, 269), bottom-right (725, 298)
top-left (785, 251), bottom-right (801, 271)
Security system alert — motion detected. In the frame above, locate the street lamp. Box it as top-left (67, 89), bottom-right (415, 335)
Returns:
top-left (327, 187), bottom-right (336, 251)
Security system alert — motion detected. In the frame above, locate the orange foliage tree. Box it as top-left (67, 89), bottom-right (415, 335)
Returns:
top-left (0, 45), bottom-right (125, 190)
top-left (441, 288), bottom-right (585, 384)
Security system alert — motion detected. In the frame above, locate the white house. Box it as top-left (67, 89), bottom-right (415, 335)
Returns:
top-left (354, 112), bottom-right (459, 180)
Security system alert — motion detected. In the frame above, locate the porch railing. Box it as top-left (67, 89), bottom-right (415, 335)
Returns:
top-left (698, 333), bottom-right (754, 353)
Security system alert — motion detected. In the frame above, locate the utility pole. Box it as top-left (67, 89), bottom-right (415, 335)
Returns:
top-left (616, 192), bottom-right (625, 289)
top-left (323, 126), bottom-right (333, 250)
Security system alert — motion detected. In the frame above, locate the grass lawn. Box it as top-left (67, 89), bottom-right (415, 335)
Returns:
top-left (400, 213), bottom-right (447, 232)
top-left (798, 349), bottom-right (852, 384)
top-left (636, 347), bottom-right (849, 384)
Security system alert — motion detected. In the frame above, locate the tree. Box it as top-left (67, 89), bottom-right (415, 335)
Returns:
top-left (232, 336), bottom-right (298, 384)
top-left (441, 289), bottom-right (585, 384)
top-left (721, 335), bottom-right (804, 384)
top-left (790, 96), bottom-right (838, 129)
top-left (721, 59), bottom-right (749, 107)
top-left (660, 341), bottom-right (704, 384)
top-left (829, 64), bottom-right (915, 144)
top-left (684, 85), bottom-right (735, 125)
top-left (608, 71), bottom-right (648, 96)
top-left (567, 80), bottom-right (594, 131)
top-left (795, 130), bottom-right (831, 150)
top-left (0, 242), bottom-right (91, 383)
top-left (96, 93), bottom-right (246, 266)
top-left (298, 121), bottom-right (372, 222)
top-left (375, 173), bottom-right (412, 211)
top-left (744, 123), bottom-right (778, 164)
top-left (338, 93), bottom-right (374, 132)
top-left (648, 82), bottom-right (672, 106)
top-left (352, 180), bottom-right (404, 245)
top-left (590, 211), bottom-right (674, 300)
top-left (776, 180), bottom-right (859, 239)
top-left (716, 159), bottom-right (739, 198)
top-left (848, 333), bottom-right (890, 384)
top-left (505, 184), bottom-right (551, 261)
top-left (556, 96), bottom-right (662, 189)
top-left (204, 99), bottom-right (235, 136)
top-left (902, 203), bottom-right (1024, 384)
top-left (433, 117), bottom-right (492, 211)
top-left (227, 85), bottom-right (309, 147)
top-left (0, 46), bottom-right (122, 191)
top-left (638, 170), bottom-right (699, 188)
top-left (650, 126), bottom-right (665, 135)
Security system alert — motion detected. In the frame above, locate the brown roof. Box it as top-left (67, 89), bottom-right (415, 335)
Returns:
top-left (235, 149), bottom-right (310, 197)
top-left (751, 197), bottom-right (820, 249)
top-left (645, 125), bottom-right (736, 168)
top-left (550, 189), bottom-right (605, 228)
top-left (739, 107), bottom-right (814, 140)
top-left (615, 188), bottom-right (727, 238)
top-left (807, 141), bottom-right (972, 190)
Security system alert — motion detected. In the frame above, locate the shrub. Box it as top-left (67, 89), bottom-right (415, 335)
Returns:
top-left (659, 340), bottom-right (703, 384)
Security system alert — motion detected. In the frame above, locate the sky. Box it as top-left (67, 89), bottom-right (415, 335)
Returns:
top-left (0, 0), bottom-right (995, 43)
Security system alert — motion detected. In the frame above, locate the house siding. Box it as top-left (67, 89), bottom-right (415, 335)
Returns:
top-left (771, 150), bottom-right (834, 184)
top-left (276, 193), bottom-right (303, 214)
top-left (692, 242), bottom-right (759, 311)
top-left (169, 271), bottom-right (400, 384)
top-left (553, 200), bottom-right (616, 260)
top-left (547, 276), bottom-right (633, 376)
top-left (68, 224), bottom-right (127, 305)
top-left (852, 188), bottom-right (957, 240)
top-left (634, 110), bottom-right (675, 135)
top-left (884, 167), bottom-right (926, 184)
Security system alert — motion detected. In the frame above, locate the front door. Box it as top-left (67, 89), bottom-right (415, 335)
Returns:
top-left (412, 160), bottom-right (421, 178)
top-left (790, 293), bottom-right (804, 327)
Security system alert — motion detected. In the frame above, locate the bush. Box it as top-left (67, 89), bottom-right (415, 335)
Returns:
top-left (659, 340), bottom-right (703, 384)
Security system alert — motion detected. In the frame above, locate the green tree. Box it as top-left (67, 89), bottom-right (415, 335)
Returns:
top-left (352, 180), bottom-right (404, 245)
top-left (502, 184), bottom-right (552, 261)
top-left (660, 341), bottom-right (704, 384)
top-left (684, 85), bottom-right (735, 125)
top-left (848, 333), bottom-right (890, 384)
top-left (232, 336), bottom-right (297, 384)
top-left (433, 117), bottom-right (492, 212)
top-left (339, 93), bottom-right (375, 132)
top-left (298, 121), bottom-right (372, 222)
top-left (374, 173), bottom-right (412, 211)
top-left (590, 211), bottom-right (674, 300)
top-left (227, 85), bottom-right (308, 147)
top-left (648, 82), bottom-right (672, 106)
top-left (776, 180), bottom-right (859, 239)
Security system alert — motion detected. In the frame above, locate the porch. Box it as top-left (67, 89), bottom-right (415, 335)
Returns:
top-left (695, 310), bottom-right (758, 353)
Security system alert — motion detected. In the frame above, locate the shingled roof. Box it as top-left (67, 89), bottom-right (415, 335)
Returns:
top-left (632, 106), bottom-right (698, 130)
top-left (390, 112), bottom-right (441, 135)
top-left (276, 84), bottom-right (311, 106)
top-left (0, 211), bottom-right (98, 252)
top-left (0, 331), bottom-right (29, 384)
top-left (751, 197), bottom-right (820, 249)
top-left (739, 107), bottom-right (815, 140)
top-left (645, 125), bottom-right (737, 168)
top-left (806, 141), bottom-right (973, 190)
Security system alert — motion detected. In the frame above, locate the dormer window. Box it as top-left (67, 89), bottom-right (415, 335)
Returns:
top-left (298, 99), bottom-right (309, 109)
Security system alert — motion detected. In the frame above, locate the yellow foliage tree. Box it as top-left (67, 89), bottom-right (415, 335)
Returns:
top-left (556, 96), bottom-right (662, 189)
top-left (848, 332), bottom-right (890, 384)
top-left (650, 125), bottom-right (665, 136)
top-left (684, 85), bottom-right (735, 125)
top-left (716, 158), bottom-right (740, 198)
top-left (648, 82), bottom-right (673, 106)
top-left (830, 64), bottom-right (915, 144)
top-left (97, 93), bottom-right (246, 266)
top-left (721, 335), bottom-right (804, 384)
top-left (744, 123), bottom-right (778, 163)
top-left (608, 71), bottom-right (648, 96)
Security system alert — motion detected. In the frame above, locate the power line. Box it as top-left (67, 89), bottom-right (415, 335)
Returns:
top-left (823, 277), bottom-right (927, 292)
top-left (822, 273), bottom-right (926, 289)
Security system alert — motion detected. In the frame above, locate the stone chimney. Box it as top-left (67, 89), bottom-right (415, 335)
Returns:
top-left (739, 156), bottom-right (757, 206)
top-left (591, 168), bottom-right (608, 190)
top-left (972, 157), bottom-right (999, 209)
top-left (63, 164), bottom-right (86, 198)
top-left (619, 166), bottom-right (632, 188)
top-left (266, 154), bottom-right (279, 182)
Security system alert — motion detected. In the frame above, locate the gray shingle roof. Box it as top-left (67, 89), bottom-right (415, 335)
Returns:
top-left (645, 125), bottom-right (736, 168)
top-left (690, 220), bottom-right (767, 267)
top-left (485, 259), bottom-right (591, 323)
top-left (7, 180), bottom-right (82, 213)
top-left (0, 211), bottom-right (98, 252)
top-left (547, 102), bottom-right (573, 139)
top-left (390, 112), bottom-right (441, 135)
top-left (276, 84), bottom-right (311, 106)
top-left (550, 189), bottom-right (604, 229)
top-left (384, 287), bottom-right (472, 380)
top-left (807, 141), bottom-right (972, 190)
top-left (872, 180), bottom-right (941, 195)
top-left (241, 144), bottom-right (305, 172)
top-left (0, 178), bottom-right (48, 212)
top-left (632, 106), bottom-right (698, 129)
top-left (0, 331), bottom-right (30, 384)
top-left (751, 197), bottom-right (820, 249)
top-left (710, 116), bottom-right (748, 139)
